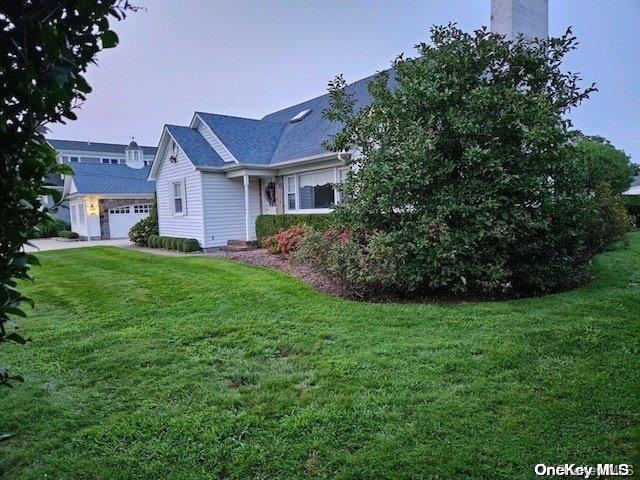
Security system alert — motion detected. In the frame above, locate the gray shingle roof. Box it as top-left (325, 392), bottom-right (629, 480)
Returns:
top-left (70, 163), bottom-right (155, 195)
top-left (48, 139), bottom-right (157, 156)
top-left (162, 70), bottom-right (397, 167)
top-left (165, 124), bottom-right (226, 167)
top-left (262, 72), bottom-right (391, 163)
top-left (196, 112), bottom-right (285, 165)
top-left (630, 175), bottom-right (640, 188)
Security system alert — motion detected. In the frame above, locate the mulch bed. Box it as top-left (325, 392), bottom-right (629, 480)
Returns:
top-left (224, 249), bottom-right (359, 299)
top-left (223, 249), bottom-right (594, 303)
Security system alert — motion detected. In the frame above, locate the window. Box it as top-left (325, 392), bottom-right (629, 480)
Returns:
top-left (61, 156), bottom-right (69, 163)
top-left (133, 204), bottom-right (150, 214)
top-left (298, 170), bottom-right (334, 209)
top-left (172, 181), bottom-right (186, 214)
top-left (284, 168), bottom-right (347, 212)
top-left (109, 206), bottom-right (130, 214)
top-left (69, 156), bottom-right (79, 163)
top-left (101, 158), bottom-right (119, 164)
top-left (71, 204), bottom-right (77, 225)
top-left (77, 203), bottom-right (85, 224)
top-left (286, 176), bottom-right (296, 210)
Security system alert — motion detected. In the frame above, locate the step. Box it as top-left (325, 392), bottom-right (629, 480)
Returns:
top-left (227, 239), bottom-right (258, 247)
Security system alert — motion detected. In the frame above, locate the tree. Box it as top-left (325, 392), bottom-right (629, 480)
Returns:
top-left (323, 24), bottom-right (601, 296)
top-left (572, 134), bottom-right (633, 194)
top-left (0, 1), bottom-right (136, 387)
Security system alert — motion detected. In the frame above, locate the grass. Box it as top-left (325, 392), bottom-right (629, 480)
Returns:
top-left (1, 235), bottom-right (639, 480)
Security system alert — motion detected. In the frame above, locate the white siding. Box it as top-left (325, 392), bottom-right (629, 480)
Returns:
top-left (202, 173), bottom-right (261, 248)
top-left (196, 121), bottom-right (237, 163)
top-left (69, 198), bottom-right (100, 239)
top-left (490, 0), bottom-right (548, 41)
top-left (156, 146), bottom-right (205, 245)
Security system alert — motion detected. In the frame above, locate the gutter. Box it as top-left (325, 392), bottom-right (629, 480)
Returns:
top-left (195, 151), bottom-right (349, 173)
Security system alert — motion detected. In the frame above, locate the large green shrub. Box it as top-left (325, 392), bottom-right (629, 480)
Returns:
top-left (572, 136), bottom-right (634, 195)
top-left (31, 218), bottom-right (70, 239)
top-left (322, 25), bottom-right (599, 296)
top-left (255, 214), bottom-right (334, 242)
top-left (128, 196), bottom-right (158, 246)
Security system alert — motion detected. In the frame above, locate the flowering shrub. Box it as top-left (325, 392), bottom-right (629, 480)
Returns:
top-left (261, 234), bottom-right (279, 253)
top-left (261, 224), bottom-right (309, 254)
top-left (276, 225), bottom-right (308, 254)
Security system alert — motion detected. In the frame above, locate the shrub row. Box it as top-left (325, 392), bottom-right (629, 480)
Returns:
top-left (147, 235), bottom-right (200, 252)
top-left (255, 214), bottom-right (335, 242)
top-left (58, 230), bottom-right (79, 239)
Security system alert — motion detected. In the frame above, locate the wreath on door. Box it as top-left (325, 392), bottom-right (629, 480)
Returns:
top-left (265, 181), bottom-right (276, 206)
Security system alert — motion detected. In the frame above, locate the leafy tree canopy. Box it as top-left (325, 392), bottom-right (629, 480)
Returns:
top-left (323, 24), bottom-right (618, 295)
top-left (0, 0), bottom-right (135, 386)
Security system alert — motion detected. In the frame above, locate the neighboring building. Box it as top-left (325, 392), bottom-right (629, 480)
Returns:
top-left (46, 139), bottom-right (157, 239)
top-left (150, 0), bottom-right (549, 250)
top-left (624, 176), bottom-right (640, 196)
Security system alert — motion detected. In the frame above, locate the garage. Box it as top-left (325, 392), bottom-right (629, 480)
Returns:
top-left (108, 203), bottom-right (151, 238)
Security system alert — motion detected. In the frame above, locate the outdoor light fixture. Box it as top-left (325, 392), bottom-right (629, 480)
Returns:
top-left (85, 198), bottom-right (99, 216)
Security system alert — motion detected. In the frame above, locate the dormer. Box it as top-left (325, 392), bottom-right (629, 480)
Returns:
top-left (125, 137), bottom-right (145, 168)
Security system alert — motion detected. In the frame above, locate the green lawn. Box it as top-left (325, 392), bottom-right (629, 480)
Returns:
top-left (1, 235), bottom-right (639, 479)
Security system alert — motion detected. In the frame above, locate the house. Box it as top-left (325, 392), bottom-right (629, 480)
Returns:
top-left (624, 176), bottom-right (640, 196)
top-left (45, 138), bottom-right (156, 226)
top-left (51, 139), bottom-right (157, 239)
top-left (149, 0), bottom-right (548, 250)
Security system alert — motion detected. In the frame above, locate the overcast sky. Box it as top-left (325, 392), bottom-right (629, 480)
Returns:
top-left (47, 0), bottom-right (640, 163)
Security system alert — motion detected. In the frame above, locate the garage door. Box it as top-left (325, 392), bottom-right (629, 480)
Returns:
top-left (108, 204), bottom-right (151, 238)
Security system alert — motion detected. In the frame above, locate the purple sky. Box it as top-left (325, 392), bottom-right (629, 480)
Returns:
top-left (47, 0), bottom-right (639, 163)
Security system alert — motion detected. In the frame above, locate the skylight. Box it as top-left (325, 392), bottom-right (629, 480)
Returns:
top-left (290, 109), bottom-right (311, 123)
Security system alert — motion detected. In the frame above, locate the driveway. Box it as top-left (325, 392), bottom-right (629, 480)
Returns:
top-left (24, 238), bottom-right (133, 253)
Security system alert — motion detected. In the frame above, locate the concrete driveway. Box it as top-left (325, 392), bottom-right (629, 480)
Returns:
top-left (24, 238), bottom-right (133, 253)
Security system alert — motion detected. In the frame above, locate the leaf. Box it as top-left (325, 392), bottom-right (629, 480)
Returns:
top-left (101, 30), bottom-right (119, 48)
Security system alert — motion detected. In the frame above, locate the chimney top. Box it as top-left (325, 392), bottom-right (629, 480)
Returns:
top-left (490, 0), bottom-right (549, 42)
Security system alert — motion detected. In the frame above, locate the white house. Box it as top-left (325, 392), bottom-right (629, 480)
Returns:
top-left (149, 0), bottom-right (548, 250)
top-left (53, 139), bottom-right (157, 239)
top-left (43, 139), bottom-right (156, 230)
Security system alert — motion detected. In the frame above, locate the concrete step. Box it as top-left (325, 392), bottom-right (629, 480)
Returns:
top-left (227, 239), bottom-right (258, 248)
top-left (221, 244), bottom-right (253, 252)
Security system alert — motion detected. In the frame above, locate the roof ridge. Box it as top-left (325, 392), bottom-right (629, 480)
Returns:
top-left (47, 138), bottom-right (157, 149)
top-left (196, 111), bottom-right (285, 126)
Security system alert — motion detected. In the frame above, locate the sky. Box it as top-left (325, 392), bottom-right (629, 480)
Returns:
top-left (47, 0), bottom-right (640, 163)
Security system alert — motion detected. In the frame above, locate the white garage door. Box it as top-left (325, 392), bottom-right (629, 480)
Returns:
top-left (108, 204), bottom-right (151, 238)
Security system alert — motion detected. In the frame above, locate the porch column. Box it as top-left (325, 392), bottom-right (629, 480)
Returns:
top-left (243, 173), bottom-right (250, 241)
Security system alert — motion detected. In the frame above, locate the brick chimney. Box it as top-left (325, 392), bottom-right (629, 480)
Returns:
top-left (490, 0), bottom-right (548, 42)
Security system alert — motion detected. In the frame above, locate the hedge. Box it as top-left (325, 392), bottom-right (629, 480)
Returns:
top-left (255, 213), bottom-right (335, 241)
top-left (622, 195), bottom-right (640, 227)
top-left (58, 230), bottom-right (79, 239)
top-left (153, 235), bottom-right (201, 252)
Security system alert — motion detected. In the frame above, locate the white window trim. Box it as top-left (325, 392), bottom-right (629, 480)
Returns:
top-left (284, 167), bottom-right (347, 214)
top-left (171, 179), bottom-right (187, 216)
top-left (77, 203), bottom-right (85, 225)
